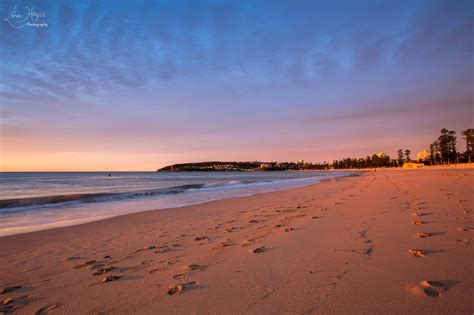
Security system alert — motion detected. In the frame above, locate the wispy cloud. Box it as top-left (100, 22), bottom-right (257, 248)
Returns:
top-left (0, 0), bottom-right (472, 170)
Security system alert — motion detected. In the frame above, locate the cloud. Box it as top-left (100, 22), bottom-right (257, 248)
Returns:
top-left (1, 0), bottom-right (473, 170)
top-left (1, 0), bottom-right (472, 103)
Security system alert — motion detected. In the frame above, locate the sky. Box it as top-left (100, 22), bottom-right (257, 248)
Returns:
top-left (0, 0), bottom-right (473, 171)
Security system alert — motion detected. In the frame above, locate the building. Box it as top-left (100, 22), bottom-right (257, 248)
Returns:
top-left (260, 163), bottom-right (274, 169)
top-left (416, 149), bottom-right (431, 161)
top-left (403, 162), bottom-right (424, 169)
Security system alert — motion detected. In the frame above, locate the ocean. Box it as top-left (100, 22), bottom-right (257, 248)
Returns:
top-left (0, 171), bottom-right (356, 236)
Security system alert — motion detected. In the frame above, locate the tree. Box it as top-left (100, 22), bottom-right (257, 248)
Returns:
top-left (429, 143), bottom-right (435, 165)
top-left (432, 140), bottom-right (440, 164)
top-left (397, 149), bottom-right (404, 166)
top-left (438, 128), bottom-right (448, 163)
top-left (438, 128), bottom-right (457, 164)
top-left (404, 149), bottom-right (411, 162)
top-left (461, 128), bottom-right (474, 163)
top-left (448, 130), bottom-right (457, 163)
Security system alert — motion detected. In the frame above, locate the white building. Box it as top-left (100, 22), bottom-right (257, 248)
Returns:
top-left (416, 149), bottom-right (431, 161)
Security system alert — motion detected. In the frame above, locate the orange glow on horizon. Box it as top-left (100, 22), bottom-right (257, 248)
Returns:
top-left (0, 152), bottom-right (166, 172)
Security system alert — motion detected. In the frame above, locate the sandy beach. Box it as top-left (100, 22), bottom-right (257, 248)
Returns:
top-left (0, 168), bottom-right (473, 314)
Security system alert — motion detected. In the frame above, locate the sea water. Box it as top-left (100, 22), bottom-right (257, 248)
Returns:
top-left (0, 171), bottom-right (356, 236)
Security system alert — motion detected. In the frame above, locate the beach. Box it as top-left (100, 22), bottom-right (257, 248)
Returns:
top-left (0, 168), bottom-right (473, 314)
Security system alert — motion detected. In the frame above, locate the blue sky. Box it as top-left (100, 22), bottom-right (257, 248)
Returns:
top-left (0, 0), bottom-right (473, 170)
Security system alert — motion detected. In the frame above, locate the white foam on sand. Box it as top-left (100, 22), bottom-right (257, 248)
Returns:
top-left (0, 215), bottom-right (112, 237)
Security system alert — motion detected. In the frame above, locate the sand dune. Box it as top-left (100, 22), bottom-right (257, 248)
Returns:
top-left (0, 168), bottom-right (473, 314)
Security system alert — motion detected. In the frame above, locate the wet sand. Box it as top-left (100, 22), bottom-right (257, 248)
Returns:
top-left (0, 168), bottom-right (473, 314)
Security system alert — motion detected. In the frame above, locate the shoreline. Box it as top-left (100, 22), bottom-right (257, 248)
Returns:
top-left (3, 165), bottom-right (472, 238)
top-left (0, 171), bottom-right (360, 238)
top-left (0, 168), bottom-right (472, 314)
top-left (0, 174), bottom-right (353, 241)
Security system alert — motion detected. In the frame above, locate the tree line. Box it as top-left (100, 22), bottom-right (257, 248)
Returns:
top-left (331, 128), bottom-right (473, 169)
top-left (428, 128), bottom-right (473, 164)
top-left (158, 128), bottom-right (473, 171)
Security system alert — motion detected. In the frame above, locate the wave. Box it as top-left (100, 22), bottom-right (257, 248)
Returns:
top-left (0, 183), bottom-right (206, 210)
top-left (0, 179), bottom-right (272, 211)
top-left (0, 173), bottom-right (356, 213)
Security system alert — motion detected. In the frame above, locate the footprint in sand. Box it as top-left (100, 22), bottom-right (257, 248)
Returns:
top-left (184, 264), bottom-right (202, 271)
top-left (167, 259), bottom-right (180, 266)
top-left (73, 260), bottom-right (97, 269)
top-left (172, 273), bottom-right (186, 280)
top-left (416, 232), bottom-right (431, 238)
top-left (412, 221), bottom-right (424, 226)
top-left (88, 263), bottom-right (104, 271)
top-left (417, 280), bottom-right (447, 297)
top-left (241, 242), bottom-right (252, 248)
top-left (0, 296), bottom-right (29, 313)
top-left (167, 282), bottom-right (197, 296)
top-left (34, 303), bottom-right (62, 315)
top-left (194, 236), bottom-right (207, 241)
top-left (135, 245), bottom-right (157, 253)
top-left (284, 227), bottom-right (295, 232)
top-left (101, 275), bottom-right (122, 283)
top-left (408, 249), bottom-right (426, 258)
top-left (141, 260), bottom-right (154, 266)
top-left (0, 286), bottom-right (22, 294)
top-left (0, 304), bottom-right (14, 313)
top-left (61, 256), bottom-right (82, 262)
top-left (120, 266), bottom-right (140, 273)
top-left (458, 227), bottom-right (474, 232)
top-left (2, 297), bottom-right (14, 305)
top-left (219, 240), bottom-right (232, 247)
top-left (155, 248), bottom-right (169, 254)
top-left (149, 268), bottom-right (162, 274)
top-left (456, 239), bottom-right (470, 246)
top-left (92, 266), bottom-right (114, 276)
top-left (249, 246), bottom-right (266, 254)
top-left (413, 212), bottom-right (428, 217)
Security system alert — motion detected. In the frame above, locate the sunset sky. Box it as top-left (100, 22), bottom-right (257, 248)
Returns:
top-left (0, 0), bottom-right (472, 171)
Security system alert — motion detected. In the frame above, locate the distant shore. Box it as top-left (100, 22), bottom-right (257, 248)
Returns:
top-left (158, 161), bottom-right (474, 172)
top-left (0, 168), bottom-right (472, 314)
